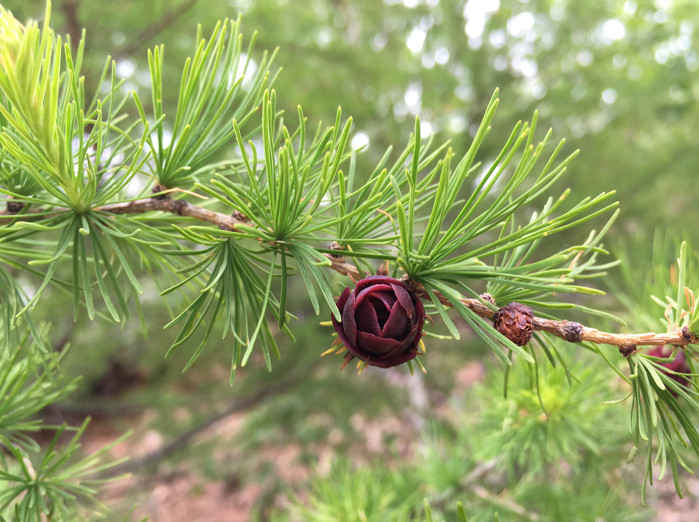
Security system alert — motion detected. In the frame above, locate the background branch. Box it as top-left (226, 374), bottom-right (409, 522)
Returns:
top-left (61, 0), bottom-right (81, 53)
top-left (99, 373), bottom-right (302, 478)
top-left (115, 0), bottom-right (200, 59)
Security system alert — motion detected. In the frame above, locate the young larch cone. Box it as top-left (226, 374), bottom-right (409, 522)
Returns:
top-left (331, 275), bottom-right (425, 368)
top-left (493, 302), bottom-right (534, 346)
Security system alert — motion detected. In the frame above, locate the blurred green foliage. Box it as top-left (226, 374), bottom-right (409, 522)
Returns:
top-left (6, 0), bottom-right (697, 241)
top-left (273, 354), bottom-right (647, 521)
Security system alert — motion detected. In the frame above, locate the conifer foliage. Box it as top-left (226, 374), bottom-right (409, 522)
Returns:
top-left (0, 3), bottom-right (697, 518)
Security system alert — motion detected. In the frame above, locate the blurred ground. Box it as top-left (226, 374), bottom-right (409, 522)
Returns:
top-left (70, 359), bottom-right (698, 521)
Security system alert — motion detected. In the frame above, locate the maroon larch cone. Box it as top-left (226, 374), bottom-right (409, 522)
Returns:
top-left (331, 275), bottom-right (425, 369)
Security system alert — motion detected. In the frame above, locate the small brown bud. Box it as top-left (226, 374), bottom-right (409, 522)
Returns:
top-left (618, 345), bottom-right (637, 358)
top-left (329, 241), bottom-right (346, 260)
top-left (561, 321), bottom-right (583, 343)
top-left (151, 183), bottom-right (170, 200)
top-left (479, 293), bottom-right (496, 306)
top-left (220, 211), bottom-right (248, 231)
top-left (377, 261), bottom-right (389, 276)
top-left (232, 210), bottom-right (250, 223)
top-left (682, 326), bottom-right (694, 342)
top-left (493, 302), bottom-right (534, 346)
top-left (173, 199), bottom-right (187, 215)
top-left (5, 199), bottom-right (24, 214)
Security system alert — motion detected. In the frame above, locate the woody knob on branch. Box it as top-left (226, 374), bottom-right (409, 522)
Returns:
top-left (493, 302), bottom-right (534, 346)
top-left (331, 276), bottom-right (425, 369)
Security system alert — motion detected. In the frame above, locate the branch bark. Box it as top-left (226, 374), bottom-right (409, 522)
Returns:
top-left (3, 194), bottom-right (696, 351)
top-left (324, 257), bottom-right (697, 348)
top-left (114, 0), bottom-right (200, 59)
top-left (61, 0), bottom-right (82, 54)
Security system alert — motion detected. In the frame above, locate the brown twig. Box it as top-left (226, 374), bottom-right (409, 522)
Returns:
top-left (61, 0), bottom-right (82, 54)
top-left (471, 485), bottom-right (541, 520)
top-left (3, 194), bottom-right (697, 351)
top-left (115, 0), bottom-right (200, 59)
top-left (0, 196), bottom-right (248, 230)
top-left (98, 374), bottom-right (300, 478)
top-left (94, 197), bottom-right (247, 230)
top-left (323, 256), bottom-right (698, 349)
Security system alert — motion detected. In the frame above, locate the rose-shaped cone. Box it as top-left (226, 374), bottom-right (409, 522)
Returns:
top-left (332, 276), bottom-right (425, 368)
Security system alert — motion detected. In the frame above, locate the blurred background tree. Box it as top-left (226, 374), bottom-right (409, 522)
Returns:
top-left (2, 0), bottom-right (698, 520)
top-left (9, 0), bottom-right (697, 237)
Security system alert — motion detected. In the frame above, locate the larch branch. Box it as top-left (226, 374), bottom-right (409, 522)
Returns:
top-left (323, 256), bottom-right (698, 349)
top-left (3, 195), bottom-right (696, 350)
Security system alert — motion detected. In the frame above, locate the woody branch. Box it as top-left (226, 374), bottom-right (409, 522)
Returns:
top-left (2, 194), bottom-right (696, 350)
